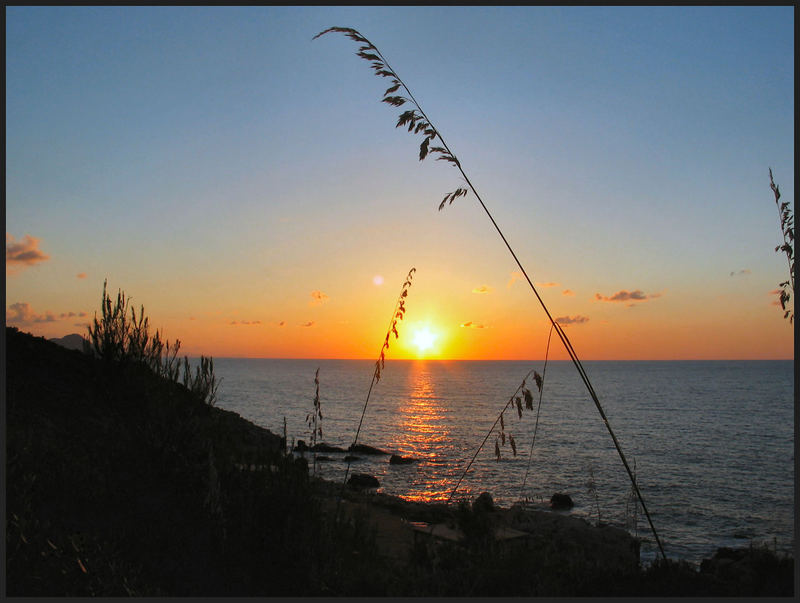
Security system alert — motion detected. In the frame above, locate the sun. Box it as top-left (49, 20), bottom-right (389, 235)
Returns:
top-left (411, 326), bottom-right (438, 356)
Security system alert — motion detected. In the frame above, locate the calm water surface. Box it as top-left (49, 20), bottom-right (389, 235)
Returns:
top-left (213, 359), bottom-right (794, 564)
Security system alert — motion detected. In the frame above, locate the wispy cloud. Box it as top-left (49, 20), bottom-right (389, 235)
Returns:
top-left (555, 315), bottom-right (589, 326)
top-left (277, 320), bottom-right (285, 327)
top-left (472, 285), bottom-right (492, 294)
top-left (6, 234), bottom-right (50, 272)
top-left (230, 320), bottom-right (262, 326)
top-left (6, 302), bottom-right (57, 324)
top-left (76, 272), bottom-right (87, 279)
top-left (507, 271), bottom-right (524, 288)
top-left (460, 321), bottom-right (487, 328)
top-left (301, 321), bottom-right (315, 327)
top-left (730, 269), bottom-right (751, 277)
top-left (562, 289), bottom-right (574, 296)
top-left (536, 281), bottom-right (559, 288)
top-left (594, 289), bottom-right (662, 303)
top-left (769, 289), bottom-right (783, 307)
top-left (309, 290), bottom-right (329, 306)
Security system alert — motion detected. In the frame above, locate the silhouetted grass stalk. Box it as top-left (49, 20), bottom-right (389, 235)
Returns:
top-left (315, 27), bottom-right (666, 560)
top-left (306, 368), bottom-right (322, 475)
top-left (520, 322), bottom-right (555, 499)
top-left (339, 267), bottom-right (416, 504)
top-left (446, 368), bottom-right (539, 504)
top-left (769, 168), bottom-right (794, 322)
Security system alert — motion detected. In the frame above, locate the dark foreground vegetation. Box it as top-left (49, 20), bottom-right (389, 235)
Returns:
top-left (5, 326), bottom-right (795, 596)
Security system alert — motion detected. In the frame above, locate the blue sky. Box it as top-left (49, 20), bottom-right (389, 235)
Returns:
top-left (6, 6), bottom-right (794, 359)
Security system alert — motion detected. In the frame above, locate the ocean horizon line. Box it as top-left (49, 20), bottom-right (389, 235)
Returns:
top-left (203, 356), bottom-right (793, 362)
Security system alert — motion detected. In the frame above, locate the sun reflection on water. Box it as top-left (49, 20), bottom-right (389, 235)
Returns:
top-left (388, 363), bottom-right (456, 502)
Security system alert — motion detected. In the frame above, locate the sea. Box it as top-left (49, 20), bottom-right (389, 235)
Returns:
top-left (211, 358), bottom-right (794, 565)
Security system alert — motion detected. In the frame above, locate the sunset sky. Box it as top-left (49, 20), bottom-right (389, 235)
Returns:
top-left (6, 6), bottom-right (795, 360)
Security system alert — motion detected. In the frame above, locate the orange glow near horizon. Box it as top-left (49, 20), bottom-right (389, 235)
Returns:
top-left (15, 286), bottom-right (793, 361)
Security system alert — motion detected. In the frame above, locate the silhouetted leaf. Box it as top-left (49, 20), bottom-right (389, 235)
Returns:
top-left (357, 51), bottom-right (381, 61)
top-left (500, 412), bottom-right (505, 431)
top-left (439, 193), bottom-right (451, 211)
top-left (510, 435), bottom-right (517, 456)
top-left (419, 137), bottom-right (431, 160)
top-left (313, 26), bottom-right (356, 41)
top-left (516, 397), bottom-right (522, 418)
top-left (396, 110), bottom-right (416, 128)
top-left (384, 82), bottom-right (401, 95)
top-left (523, 388), bottom-right (533, 410)
top-left (382, 95), bottom-right (407, 106)
top-left (495, 439), bottom-right (500, 460)
top-left (437, 155), bottom-right (461, 167)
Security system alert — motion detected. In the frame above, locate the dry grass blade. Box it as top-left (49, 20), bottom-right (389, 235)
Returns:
top-left (306, 367), bottom-right (322, 475)
top-left (313, 27), bottom-right (469, 210)
top-left (338, 268), bottom-right (416, 506)
top-left (448, 368), bottom-right (538, 501)
top-left (317, 26), bottom-right (667, 561)
top-left (769, 168), bottom-right (794, 322)
top-left (520, 323), bottom-right (554, 499)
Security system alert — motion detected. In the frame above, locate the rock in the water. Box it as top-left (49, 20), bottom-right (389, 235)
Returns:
top-left (310, 443), bottom-right (346, 453)
top-left (348, 443), bottom-right (388, 455)
top-left (550, 493), bottom-right (574, 510)
top-left (389, 454), bottom-right (414, 465)
top-left (294, 440), bottom-right (308, 452)
top-left (343, 455), bottom-right (361, 462)
top-left (473, 492), bottom-right (494, 513)
top-left (347, 473), bottom-right (380, 489)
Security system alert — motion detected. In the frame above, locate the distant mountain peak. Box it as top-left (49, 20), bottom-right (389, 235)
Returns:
top-left (49, 333), bottom-right (89, 352)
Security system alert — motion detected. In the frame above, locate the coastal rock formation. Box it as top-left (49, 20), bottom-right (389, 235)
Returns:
top-left (550, 493), bottom-right (574, 510)
top-left (347, 473), bottom-right (380, 489)
top-left (348, 443), bottom-right (388, 455)
top-left (310, 443), bottom-right (346, 453)
top-left (699, 546), bottom-right (794, 595)
top-left (389, 454), bottom-right (414, 464)
top-left (508, 506), bottom-right (640, 574)
top-left (472, 492), bottom-right (494, 513)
